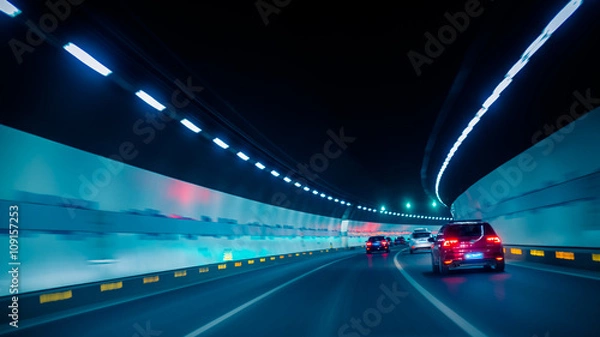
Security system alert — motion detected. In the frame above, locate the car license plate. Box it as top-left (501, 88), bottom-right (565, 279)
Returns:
top-left (374, 243), bottom-right (380, 246)
top-left (465, 252), bottom-right (483, 259)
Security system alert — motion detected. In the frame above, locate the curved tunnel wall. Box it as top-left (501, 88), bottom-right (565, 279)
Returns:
top-left (0, 125), bottom-right (423, 295)
top-left (451, 107), bottom-right (600, 247)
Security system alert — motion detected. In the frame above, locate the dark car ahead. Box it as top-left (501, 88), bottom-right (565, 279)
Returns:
top-left (395, 236), bottom-right (406, 245)
top-left (366, 236), bottom-right (389, 254)
top-left (430, 220), bottom-right (505, 275)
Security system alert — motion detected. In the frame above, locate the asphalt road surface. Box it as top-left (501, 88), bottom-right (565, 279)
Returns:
top-left (3, 246), bottom-right (599, 337)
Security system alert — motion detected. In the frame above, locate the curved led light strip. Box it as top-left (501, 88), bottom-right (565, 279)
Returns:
top-left (434, 0), bottom-right (583, 207)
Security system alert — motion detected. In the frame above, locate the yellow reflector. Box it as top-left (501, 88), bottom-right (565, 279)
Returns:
top-left (326, 249), bottom-right (329, 252)
top-left (592, 254), bottom-right (600, 262)
top-left (174, 270), bottom-right (187, 277)
top-left (279, 255), bottom-right (285, 259)
top-left (247, 260), bottom-right (255, 264)
top-left (218, 264), bottom-right (227, 270)
top-left (309, 252), bottom-right (313, 255)
top-left (555, 251), bottom-right (575, 260)
top-left (530, 249), bottom-right (545, 257)
top-left (100, 281), bottom-right (122, 292)
top-left (295, 253), bottom-right (300, 256)
top-left (143, 276), bottom-right (159, 284)
top-left (199, 267), bottom-right (209, 273)
top-left (234, 262), bottom-right (242, 267)
top-left (270, 257), bottom-right (276, 260)
top-left (503, 248), bottom-right (506, 253)
top-left (260, 258), bottom-right (266, 262)
top-left (40, 290), bottom-right (72, 304)
top-left (510, 248), bottom-right (522, 255)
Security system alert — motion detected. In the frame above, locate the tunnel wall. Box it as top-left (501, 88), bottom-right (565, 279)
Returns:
top-left (451, 107), bottom-right (600, 247)
top-left (0, 125), bottom-right (417, 295)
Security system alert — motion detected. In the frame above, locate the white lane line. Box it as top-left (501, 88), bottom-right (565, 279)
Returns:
top-left (506, 261), bottom-right (600, 281)
top-left (393, 252), bottom-right (488, 337)
top-left (183, 255), bottom-right (356, 337)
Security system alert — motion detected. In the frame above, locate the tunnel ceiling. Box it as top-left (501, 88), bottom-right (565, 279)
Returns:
top-left (1, 0), bottom-right (599, 218)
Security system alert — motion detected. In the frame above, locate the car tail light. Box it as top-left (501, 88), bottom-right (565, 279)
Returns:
top-left (382, 241), bottom-right (388, 245)
top-left (495, 256), bottom-right (504, 261)
top-left (367, 242), bottom-right (372, 246)
top-left (486, 236), bottom-right (502, 244)
top-left (443, 238), bottom-right (458, 247)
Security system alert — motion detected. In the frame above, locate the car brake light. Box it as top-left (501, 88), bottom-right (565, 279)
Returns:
top-left (486, 236), bottom-right (502, 244)
top-left (443, 239), bottom-right (458, 247)
top-left (367, 242), bottom-right (372, 246)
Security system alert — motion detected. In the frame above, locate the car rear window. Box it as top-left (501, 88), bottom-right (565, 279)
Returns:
top-left (445, 224), bottom-right (483, 237)
top-left (412, 233), bottom-right (431, 239)
top-left (368, 236), bottom-right (385, 242)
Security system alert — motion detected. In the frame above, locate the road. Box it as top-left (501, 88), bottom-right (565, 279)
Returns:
top-left (3, 247), bottom-right (599, 337)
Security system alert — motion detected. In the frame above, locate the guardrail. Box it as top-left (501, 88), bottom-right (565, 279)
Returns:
top-left (0, 246), bottom-right (359, 331)
top-left (503, 244), bottom-right (600, 271)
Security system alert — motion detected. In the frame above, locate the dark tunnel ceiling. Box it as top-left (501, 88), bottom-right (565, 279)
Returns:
top-left (1, 0), bottom-right (599, 217)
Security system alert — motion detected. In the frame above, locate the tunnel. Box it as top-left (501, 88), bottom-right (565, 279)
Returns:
top-left (0, 1), bottom-right (599, 336)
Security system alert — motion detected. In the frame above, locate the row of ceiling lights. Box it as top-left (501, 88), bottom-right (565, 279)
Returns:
top-left (433, 0), bottom-right (583, 207)
top-left (2, 1), bottom-right (450, 221)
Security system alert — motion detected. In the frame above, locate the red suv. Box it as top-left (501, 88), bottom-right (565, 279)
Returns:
top-left (430, 220), bottom-right (504, 275)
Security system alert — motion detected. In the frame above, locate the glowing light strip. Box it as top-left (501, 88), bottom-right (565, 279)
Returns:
top-left (434, 0), bottom-right (583, 207)
top-left (0, 1), bottom-right (21, 17)
top-left (180, 119), bottom-right (201, 133)
top-left (63, 43), bottom-right (112, 76)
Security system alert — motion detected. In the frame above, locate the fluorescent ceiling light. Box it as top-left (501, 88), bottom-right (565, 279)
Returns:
top-left (63, 43), bottom-right (112, 76)
top-left (0, 1), bottom-right (21, 17)
top-left (506, 58), bottom-right (529, 79)
top-left (270, 170), bottom-right (280, 177)
top-left (135, 90), bottom-right (166, 111)
top-left (283, 177), bottom-right (292, 183)
top-left (493, 77), bottom-right (513, 96)
top-left (236, 152), bottom-right (249, 161)
top-left (180, 119), bottom-right (201, 133)
top-left (255, 162), bottom-right (265, 170)
top-left (522, 34), bottom-right (549, 60)
top-left (213, 138), bottom-right (229, 149)
top-left (482, 92), bottom-right (500, 110)
top-left (544, 0), bottom-right (582, 35)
